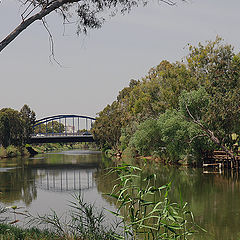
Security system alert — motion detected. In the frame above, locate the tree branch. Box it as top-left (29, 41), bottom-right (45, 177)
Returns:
top-left (185, 104), bottom-right (235, 160)
top-left (0, 0), bottom-right (182, 53)
top-left (0, 0), bottom-right (80, 53)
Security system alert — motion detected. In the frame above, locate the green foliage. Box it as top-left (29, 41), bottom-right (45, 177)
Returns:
top-left (0, 108), bottom-right (24, 147)
top-left (35, 121), bottom-right (65, 134)
top-left (179, 88), bottom-right (209, 123)
top-left (158, 109), bottom-right (212, 163)
top-left (92, 101), bottom-right (123, 150)
top-left (0, 147), bottom-right (6, 158)
top-left (89, 37), bottom-right (240, 160)
top-left (0, 105), bottom-right (36, 148)
top-left (186, 37), bottom-right (240, 146)
top-left (0, 223), bottom-right (59, 240)
top-left (130, 118), bottom-right (162, 156)
top-left (119, 121), bottom-right (139, 152)
top-left (5, 146), bottom-right (21, 158)
top-left (28, 195), bottom-right (117, 240)
top-left (20, 104), bottom-right (36, 143)
top-left (93, 61), bottom-right (197, 151)
top-left (107, 164), bottom-right (197, 239)
top-left (130, 97), bottom-right (214, 164)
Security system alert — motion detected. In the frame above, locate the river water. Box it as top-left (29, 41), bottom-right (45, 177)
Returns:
top-left (0, 149), bottom-right (239, 239)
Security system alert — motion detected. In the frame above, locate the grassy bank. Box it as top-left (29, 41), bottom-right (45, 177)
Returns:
top-left (0, 143), bottom-right (98, 159)
top-left (31, 142), bottom-right (98, 153)
top-left (0, 224), bottom-right (59, 240)
top-left (0, 146), bottom-right (29, 159)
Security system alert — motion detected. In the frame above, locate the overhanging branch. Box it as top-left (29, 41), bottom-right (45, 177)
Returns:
top-left (0, 0), bottom-right (182, 53)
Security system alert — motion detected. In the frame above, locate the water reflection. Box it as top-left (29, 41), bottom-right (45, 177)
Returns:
top-left (134, 164), bottom-right (240, 240)
top-left (0, 150), bottom-right (103, 207)
top-left (0, 164), bottom-right (37, 206)
top-left (1, 152), bottom-right (240, 239)
top-left (36, 169), bottom-right (96, 192)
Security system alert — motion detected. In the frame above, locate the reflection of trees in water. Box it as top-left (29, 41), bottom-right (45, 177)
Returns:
top-left (94, 169), bottom-right (119, 206)
top-left (145, 165), bottom-right (240, 240)
top-left (95, 162), bottom-right (240, 240)
top-left (0, 166), bottom-right (37, 206)
top-left (0, 151), bottom-right (102, 207)
top-left (44, 152), bottom-right (102, 165)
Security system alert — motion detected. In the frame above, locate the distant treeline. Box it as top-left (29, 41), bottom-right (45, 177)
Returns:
top-left (92, 37), bottom-right (240, 164)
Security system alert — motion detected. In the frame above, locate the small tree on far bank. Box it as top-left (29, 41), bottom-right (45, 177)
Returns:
top-left (0, 105), bottom-right (36, 148)
top-left (0, 108), bottom-right (24, 147)
top-left (20, 104), bottom-right (36, 144)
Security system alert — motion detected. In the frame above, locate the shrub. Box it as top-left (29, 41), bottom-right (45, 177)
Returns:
top-left (130, 119), bottom-right (162, 156)
top-left (5, 145), bottom-right (20, 158)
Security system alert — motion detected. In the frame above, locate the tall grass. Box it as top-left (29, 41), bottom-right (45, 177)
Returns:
top-left (106, 163), bottom-right (198, 239)
top-left (28, 195), bottom-right (117, 240)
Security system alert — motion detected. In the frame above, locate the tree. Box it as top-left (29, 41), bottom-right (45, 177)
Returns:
top-left (34, 121), bottom-right (65, 134)
top-left (0, 112), bottom-right (10, 148)
top-left (179, 88), bottom-right (236, 159)
top-left (185, 37), bottom-right (240, 157)
top-left (0, 108), bottom-right (24, 147)
top-left (92, 101), bottom-right (123, 150)
top-left (0, 0), bottom-right (182, 53)
top-left (20, 104), bottom-right (36, 143)
top-left (130, 118), bottom-right (162, 156)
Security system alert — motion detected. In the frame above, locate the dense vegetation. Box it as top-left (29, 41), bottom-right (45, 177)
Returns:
top-left (92, 37), bottom-right (240, 164)
top-left (0, 105), bottom-right (36, 148)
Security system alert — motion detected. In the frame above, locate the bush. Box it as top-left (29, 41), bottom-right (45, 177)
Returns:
top-left (0, 147), bottom-right (6, 158)
top-left (5, 145), bottom-right (20, 158)
top-left (130, 119), bottom-right (162, 156)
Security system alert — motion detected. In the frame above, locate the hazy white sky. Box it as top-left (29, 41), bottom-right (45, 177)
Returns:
top-left (0, 0), bottom-right (240, 119)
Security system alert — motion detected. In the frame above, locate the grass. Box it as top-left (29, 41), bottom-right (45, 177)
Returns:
top-left (0, 146), bottom-right (29, 159)
top-left (0, 224), bottom-right (59, 240)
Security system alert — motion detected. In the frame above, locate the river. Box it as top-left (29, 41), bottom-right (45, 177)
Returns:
top-left (0, 149), bottom-right (239, 239)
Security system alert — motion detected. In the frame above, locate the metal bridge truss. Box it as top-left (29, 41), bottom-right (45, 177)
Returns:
top-left (29, 115), bottom-right (96, 143)
top-left (33, 115), bottom-right (96, 136)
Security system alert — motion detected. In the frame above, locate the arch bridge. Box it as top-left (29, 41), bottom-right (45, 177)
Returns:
top-left (30, 115), bottom-right (96, 143)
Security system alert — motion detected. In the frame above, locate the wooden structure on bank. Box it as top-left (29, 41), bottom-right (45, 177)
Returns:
top-left (203, 150), bottom-right (240, 171)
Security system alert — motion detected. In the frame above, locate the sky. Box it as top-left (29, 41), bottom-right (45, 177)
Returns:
top-left (0, 0), bottom-right (240, 119)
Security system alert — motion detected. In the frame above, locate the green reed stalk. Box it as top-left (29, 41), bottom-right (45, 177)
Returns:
top-left (107, 163), bottom-right (198, 240)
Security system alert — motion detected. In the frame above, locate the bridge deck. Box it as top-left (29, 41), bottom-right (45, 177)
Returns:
top-left (29, 135), bottom-right (95, 143)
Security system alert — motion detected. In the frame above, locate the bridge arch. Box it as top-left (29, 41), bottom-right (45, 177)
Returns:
top-left (30, 115), bottom-right (96, 143)
top-left (33, 114), bottom-right (96, 135)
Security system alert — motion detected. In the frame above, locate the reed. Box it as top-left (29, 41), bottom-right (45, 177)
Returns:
top-left (106, 163), bottom-right (198, 239)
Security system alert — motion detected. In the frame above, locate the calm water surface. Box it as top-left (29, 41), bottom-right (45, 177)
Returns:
top-left (0, 150), bottom-right (239, 240)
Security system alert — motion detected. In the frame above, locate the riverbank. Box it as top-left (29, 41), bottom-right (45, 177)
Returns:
top-left (31, 142), bottom-right (97, 153)
top-left (0, 224), bottom-right (59, 240)
top-left (0, 143), bottom-right (98, 159)
top-left (0, 146), bottom-right (29, 159)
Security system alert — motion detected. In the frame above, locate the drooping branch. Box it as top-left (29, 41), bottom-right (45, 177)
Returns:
top-left (185, 104), bottom-right (235, 160)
